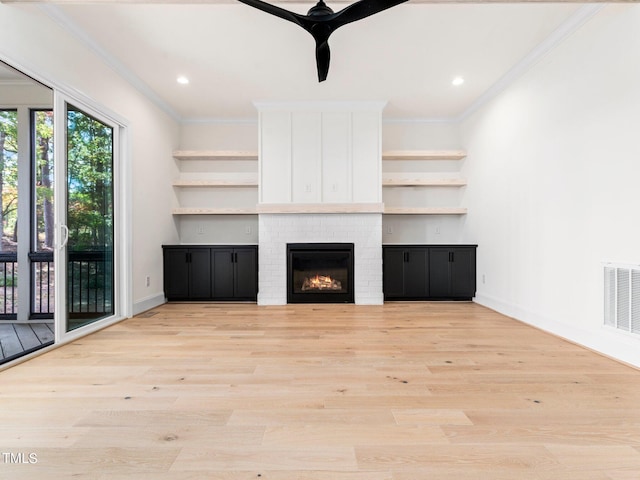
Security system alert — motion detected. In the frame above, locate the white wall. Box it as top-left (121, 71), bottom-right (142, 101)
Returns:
top-left (0, 4), bottom-right (180, 315)
top-left (461, 4), bottom-right (640, 366)
top-left (179, 122), bottom-right (258, 151)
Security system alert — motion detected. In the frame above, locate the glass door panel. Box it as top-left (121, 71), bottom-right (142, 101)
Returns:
top-left (1, 60), bottom-right (55, 364)
top-left (0, 109), bottom-right (18, 320)
top-left (65, 106), bottom-right (114, 332)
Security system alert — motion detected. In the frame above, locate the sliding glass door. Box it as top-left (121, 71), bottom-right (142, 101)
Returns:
top-left (55, 96), bottom-right (118, 336)
top-left (1, 59), bottom-right (127, 364)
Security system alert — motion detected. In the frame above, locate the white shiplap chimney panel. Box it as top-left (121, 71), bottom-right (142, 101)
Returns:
top-left (256, 101), bottom-right (385, 207)
top-left (291, 111), bottom-right (321, 203)
top-left (258, 110), bottom-right (291, 204)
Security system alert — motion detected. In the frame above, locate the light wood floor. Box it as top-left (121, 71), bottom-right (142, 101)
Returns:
top-left (1, 302), bottom-right (640, 479)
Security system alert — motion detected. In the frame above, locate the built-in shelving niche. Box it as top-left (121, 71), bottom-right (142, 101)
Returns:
top-left (171, 149), bottom-right (467, 243)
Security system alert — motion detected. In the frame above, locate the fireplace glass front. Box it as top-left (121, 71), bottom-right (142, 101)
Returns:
top-left (287, 243), bottom-right (354, 303)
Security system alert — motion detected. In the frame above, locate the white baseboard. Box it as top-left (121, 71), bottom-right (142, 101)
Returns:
top-left (474, 293), bottom-right (640, 369)
top-left (133, 293), bottom-right (166, 316)
top-left (355, 294), bottom-right (384, 305)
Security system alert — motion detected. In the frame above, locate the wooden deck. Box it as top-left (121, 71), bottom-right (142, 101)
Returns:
top-left (1, 302), bottom-right (640, 479)
top-left (0, 322), bottom-right (54, 362)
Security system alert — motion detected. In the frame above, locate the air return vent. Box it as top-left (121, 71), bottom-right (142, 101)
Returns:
top-left (604, 264), bottom-right (640, 335)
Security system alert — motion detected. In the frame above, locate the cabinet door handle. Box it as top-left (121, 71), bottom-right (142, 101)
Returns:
top-left (449, 252), bottom-right (454, 262)
top-left (234, 252), bottom-right (238, 263)
top-left (404, 252), bottom-right (409, 263)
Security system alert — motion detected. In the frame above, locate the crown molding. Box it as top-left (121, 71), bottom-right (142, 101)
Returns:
top-left (180, 117), bottom-right (258, 125)
top-left (38, 4), bottom-right (181, 123)
top-left (382, 117), bottom-right (459, 125)
top-left (457, 3), bottom-right (605, 122)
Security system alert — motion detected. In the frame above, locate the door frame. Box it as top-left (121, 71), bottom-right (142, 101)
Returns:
top-left (53, 90), bottom-right (132, 345)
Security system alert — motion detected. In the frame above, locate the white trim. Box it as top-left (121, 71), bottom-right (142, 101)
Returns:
top-left (0, 51), bottom-right (130, 130)
top-left (120, 124), bottom-right (133, 319)
top-left (53, 91), bottom-right (67, 344)
top-left (181, 117), bottom-right (258, 125)
top-left (382, 117), bottom-right (459, 125)
top-left (474, 293), bottom-right (640, 369)
top-left (254, 100), bottom-right (388, 112)
top-left (133, 293), bottom-right (166, 316)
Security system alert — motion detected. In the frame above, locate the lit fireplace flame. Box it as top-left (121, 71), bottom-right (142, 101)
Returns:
top-left (301, 274), bottom-right (342, 291)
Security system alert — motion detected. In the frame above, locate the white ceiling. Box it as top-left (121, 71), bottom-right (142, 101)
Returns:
top-left (39, 2), bottom-right (597, 122)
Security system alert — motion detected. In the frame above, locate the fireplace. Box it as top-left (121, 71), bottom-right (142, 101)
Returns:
top-left (287, 243), bottom-right (355, 304)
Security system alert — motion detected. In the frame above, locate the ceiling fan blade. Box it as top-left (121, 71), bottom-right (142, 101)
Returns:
top-left (329, 0), bottom-right (408, 30)
top-left (236, 0), bottom-right (305, 28)
top-left (315, 39), bottom-right (331, 82)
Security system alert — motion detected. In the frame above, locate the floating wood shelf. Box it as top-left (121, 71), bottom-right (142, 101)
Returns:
top-left (257, 203), bottom-right (384, 214)
top-left (172, 208), bottom-right (257, 215)
top-left (173, 150), bottom-right (258, 161)
top-left (382, 177), bottom-right (467, 187)
top-left (382, 150), bottom-right (467, 161)
top-left (384, 207), bottom-right (467, 215)
top-left (173, 179), bottom-right (258, 187)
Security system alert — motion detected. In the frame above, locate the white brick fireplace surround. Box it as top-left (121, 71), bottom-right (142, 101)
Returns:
top-left (258, 213), bottom-right (383, 305)
top-left (255, 101), bottom-right (385, 305)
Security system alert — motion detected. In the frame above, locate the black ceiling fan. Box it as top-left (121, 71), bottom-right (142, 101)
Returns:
top-left (236, 0), bottom-right (408, 82)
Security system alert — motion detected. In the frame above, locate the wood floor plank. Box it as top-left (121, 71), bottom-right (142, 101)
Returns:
top-left (392, 408), bottom-right (473, 426)
top-left (100, 473), bottom-right (393, 480)
top-left (171, 446), bottom-right (358, 472)
top-left (355, 444), bottom-right (559, 470)
top-left (0, 447), bottom-right (180, 477)
top-left (2, 302), bottom-right (640, 478)
top-left (262, 424), bottom-right (448, 447)
top-left (71, 425), bottom-right (265, 448)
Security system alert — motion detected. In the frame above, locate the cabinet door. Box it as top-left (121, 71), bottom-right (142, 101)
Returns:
top-left (164, 248), bottom-right (190, 299)
top-left (212, 249), bottom-right (234, 299)
top-left (189, 248), bottom-right (212, 299)
top-left (383, 248), bottom-right (406, 298)
top-left (234, 248), bottom-right (258, 300)
top-left (450, 248), bottom-right (476, 298)
top-left (404, 248), bottom-right (428, 298)
top-left (428, 248), bottom-right (452, 298)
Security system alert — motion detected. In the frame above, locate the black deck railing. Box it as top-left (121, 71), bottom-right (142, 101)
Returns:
top-left (0, 250), bottom-right (112, 320)
top-left (0, 253), bottom-right (17, 319)
top-left (68, 250), bottom-right (113, 317)
top-left (29, 251), bottom-right (55, 319)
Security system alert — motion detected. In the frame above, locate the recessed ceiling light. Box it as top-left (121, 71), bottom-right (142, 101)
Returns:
top-left (452, 76), bottom-right (465, 86)
top-left (177, 76), bottom-right (189, 85)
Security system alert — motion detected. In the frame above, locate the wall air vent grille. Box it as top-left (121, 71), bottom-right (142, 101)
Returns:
top-left (604, 264), bottom-right (640, 335)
